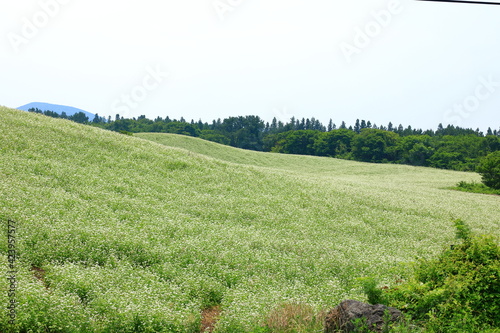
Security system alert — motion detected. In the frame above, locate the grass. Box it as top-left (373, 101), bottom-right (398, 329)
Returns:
top-left (1, 107), bottom-right (499, 332)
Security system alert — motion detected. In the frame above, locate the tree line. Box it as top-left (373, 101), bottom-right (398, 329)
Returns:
top-left (27, 108), bottom-right (500, 172)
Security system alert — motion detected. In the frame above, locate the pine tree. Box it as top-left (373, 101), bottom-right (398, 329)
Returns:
top-left (92, 113), bottom-right (102, 123)
top-left (354, 119), bottom-right (360, 133)
top-left (397, 124), bottom-right (404, 134)
top-left (298, 118), bottom-right (305, 130)
top-left (437, 123), bottom-right (444, 135)
top-left (271, 117), bottom-right (278, 131)
top-left (327, 119), bottom-right (333, 132)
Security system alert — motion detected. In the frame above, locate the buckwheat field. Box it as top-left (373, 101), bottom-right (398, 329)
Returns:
top-left (1, 107), bottom-right (498, 332)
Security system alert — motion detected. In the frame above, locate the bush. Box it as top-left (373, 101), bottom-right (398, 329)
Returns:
top-left (359, 277), bottom-right (385, 305)
top-left (381, 220), bottom-right (500, 332)
top-left (454, 181), bottom-right (500, 195)
top-left (477, 151), bottom-right (500, 189)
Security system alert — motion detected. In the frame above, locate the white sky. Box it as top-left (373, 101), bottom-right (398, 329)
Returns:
top-left (1, 0), bottom-right (500, 131)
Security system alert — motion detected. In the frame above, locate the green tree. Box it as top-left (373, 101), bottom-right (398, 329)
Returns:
top-left (163, 122), bottom-right (200, 137)
top-left (354, 119), bottom-right (360, 133)
top-left (69, 112), bottom-right (89, 124)
top-left (199, 130), bottom-right (230, 145)
top-left (327, 119), bottom-right (334, 132)
top-left (43, 110), bottom-right (60, 118)
top-left (92, 113), bottom-right (103, 123)
top-left (220, 116), bottom-right (265, 150)
top-left (427, 135), bottom-right (486, 171)
top-left (271, 130), bottom-right (320, 155)
top-left (351, 129), bottom-right (399, 163)
top-left (395, 135), bottom-right (434, 166)
top-left (313, 129), bottom-right (354, 158)
top-left (407, 143), bottom-right (434, 166)
top-left (482, 135), bottom-right (500, 153)
top-left (477, 151), bottom-right (500, 189)
top-left (427, 151), bottom-right (463, 170)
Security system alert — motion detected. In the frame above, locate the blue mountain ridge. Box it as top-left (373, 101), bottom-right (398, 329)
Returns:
top-left (17, 102), bottom-right (95, 120)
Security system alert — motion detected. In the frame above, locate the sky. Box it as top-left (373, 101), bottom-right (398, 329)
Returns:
top-left (1, 0), bottom-right (500, 131)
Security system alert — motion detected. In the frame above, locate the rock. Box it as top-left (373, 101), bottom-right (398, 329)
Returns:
top-left (324, 299), bottom-right (401, 333)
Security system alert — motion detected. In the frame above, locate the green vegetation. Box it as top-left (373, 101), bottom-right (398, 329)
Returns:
top-left (373, 220), bottom-right (500, 332)
top-left (27, 108), bottom-right (500, 172)
top-left (452, 181), bottom-right (500, 196)
top-left (477, 151), bottom-right (500, 190)
top-left (1, 107), bottom-right (499, 332)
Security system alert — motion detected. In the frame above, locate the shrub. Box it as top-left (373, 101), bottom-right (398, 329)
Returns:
top-left (477, 151), bottom-right (500, 189)
top-left (381, 220), bottom-right (500, 332)
top-left (358, 277), bottom-right (385, 305)
top-left (454, 181), bottom-right (500, 195)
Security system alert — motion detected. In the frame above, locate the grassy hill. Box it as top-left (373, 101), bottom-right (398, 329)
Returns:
top-left (1, 107), bottom-right (498, 332)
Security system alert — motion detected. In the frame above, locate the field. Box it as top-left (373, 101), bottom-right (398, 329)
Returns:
top-left (1, 107), bottom-right (499, 332)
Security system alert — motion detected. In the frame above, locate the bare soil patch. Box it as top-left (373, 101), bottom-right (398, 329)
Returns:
top-left (200, 306), bottom-right (221, 332)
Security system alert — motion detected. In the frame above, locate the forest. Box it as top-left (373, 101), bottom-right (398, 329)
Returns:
top-left (28, 108), bottom-right (500, 172)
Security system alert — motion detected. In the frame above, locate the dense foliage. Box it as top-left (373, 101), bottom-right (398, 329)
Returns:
top-left (453, 181), bottom-right (500, 195)
top-left (477, 151), bottom-right (500, 189)
top-left (369, 220), bottom-right (500, 332)
top-left (28, 108), bottom-right (500, 173)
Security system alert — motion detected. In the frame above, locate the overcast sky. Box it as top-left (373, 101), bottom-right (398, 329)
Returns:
top-left (1, 0), bottom-right (500, 131)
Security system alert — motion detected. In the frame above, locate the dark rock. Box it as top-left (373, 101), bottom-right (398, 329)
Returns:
top-left (324, 299), bottom-right (401, 333)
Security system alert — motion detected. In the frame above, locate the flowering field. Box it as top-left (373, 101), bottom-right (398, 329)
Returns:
top-left (1, 107), bottom-right (498, 332)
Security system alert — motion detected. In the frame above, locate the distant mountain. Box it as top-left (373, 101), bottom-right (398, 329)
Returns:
top-left (17, 102), bottom-right (95, 120)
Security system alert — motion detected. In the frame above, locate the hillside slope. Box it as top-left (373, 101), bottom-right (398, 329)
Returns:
top-left (0, 107), bottom-right (498, 332)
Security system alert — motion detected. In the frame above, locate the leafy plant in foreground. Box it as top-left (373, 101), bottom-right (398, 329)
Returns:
top-left (358, 277), bottom-right (386, 305)
top-left (381, 220), bottom-right (500, 332)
